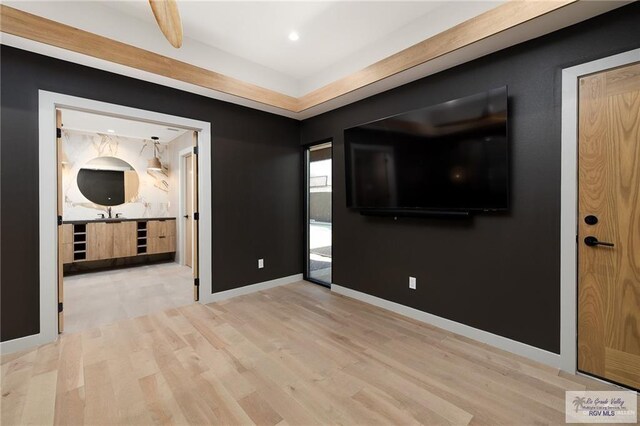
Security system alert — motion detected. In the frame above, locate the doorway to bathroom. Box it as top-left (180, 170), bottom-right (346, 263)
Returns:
top-left (55, 107), bottom-right (201, 334)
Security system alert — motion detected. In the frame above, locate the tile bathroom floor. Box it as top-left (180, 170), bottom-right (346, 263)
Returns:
top-left (63, 262), bottom-right (194, 334)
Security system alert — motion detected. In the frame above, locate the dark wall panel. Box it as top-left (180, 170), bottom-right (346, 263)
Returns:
top-left (300, 4), bottom-right (640, 353)
top-left (0, 46), bottom-right (303, 342)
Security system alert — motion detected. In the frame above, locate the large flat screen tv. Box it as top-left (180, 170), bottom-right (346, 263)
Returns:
top-left (344, 86), bottom-right (508, 214)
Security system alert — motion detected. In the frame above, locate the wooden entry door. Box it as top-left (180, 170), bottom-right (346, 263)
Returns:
top-left (184, 153), bottom-right (193, 268)
top-left (577, 62), bottom-right (640, 390)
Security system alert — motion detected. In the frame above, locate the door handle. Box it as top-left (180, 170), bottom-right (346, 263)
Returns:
top-left (584, 236), bottom-right (614, 247)
top-left (183, 214), bottom-right (189, 219)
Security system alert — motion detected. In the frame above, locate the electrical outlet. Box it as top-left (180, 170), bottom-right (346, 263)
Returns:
top-left (258, 258), bottom-right (264, 269)
top-left (409, 276), bottom-right (417, 290)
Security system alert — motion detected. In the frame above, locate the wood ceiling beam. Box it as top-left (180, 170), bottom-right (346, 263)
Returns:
top-left (296, 0), bottom-right (578, 111)
top-left (1, 1), bottom-right (580, 115)
top-left (0, 4), bottom-right (299, 112)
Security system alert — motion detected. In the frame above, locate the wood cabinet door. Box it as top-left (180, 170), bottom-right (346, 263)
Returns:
top-left (61, 224), bottom-right (74, 264)
top-left (147, 220), bottom-right (158, 238)
top-left (87, 222), bottom-right (114, 260)
top-left (148, 236), bottom-right (164, 254)
top-left (147, 237), bottom-right (159, 254)
top-left (113, 222), bottom-right (137, 258)
top-left (167, 235), bottom-right (176, 252)
top-left (62, 243), bottom-right (74, 264)
top-left (62, 224), bottom-right (74, 244)
top-left (166, 220), bottom-right (176, 237)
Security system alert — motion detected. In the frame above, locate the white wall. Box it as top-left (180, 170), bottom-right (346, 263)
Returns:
top-left (61, 129), bottom-right (173, 220)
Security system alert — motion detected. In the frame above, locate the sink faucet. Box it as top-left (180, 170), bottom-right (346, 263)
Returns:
top-left (107, 206), bottom-right (112, 218)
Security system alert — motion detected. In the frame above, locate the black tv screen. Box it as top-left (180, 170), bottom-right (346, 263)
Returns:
top-left (344, 86), bottom-right (508, 213)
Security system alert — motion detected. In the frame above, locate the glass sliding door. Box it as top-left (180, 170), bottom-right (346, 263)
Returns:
top-left (306, 142), bottom-right (332, 286)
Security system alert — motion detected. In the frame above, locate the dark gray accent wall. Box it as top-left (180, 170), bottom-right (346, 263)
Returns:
top-left (0, 46), bottom-right (303, 342)
top-left (300, 3), bottom-right (640, 354)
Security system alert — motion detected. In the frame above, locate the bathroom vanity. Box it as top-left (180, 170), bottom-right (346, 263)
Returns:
top-left (62, 218), bottom-right (176, 264)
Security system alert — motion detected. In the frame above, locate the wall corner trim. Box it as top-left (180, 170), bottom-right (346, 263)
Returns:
top-left (330, 283), bottom-right (562, 369)
top-left (201, 274), bottom-right (303, 304)
top-left (0, 332), bottom-right (52, 356)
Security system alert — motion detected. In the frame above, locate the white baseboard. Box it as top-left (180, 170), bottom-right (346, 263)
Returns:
top-left (201, 273), bottom-right (303, 304)
top-left (0, 332), bottom-right (52, 356)
top-left (331, 284), bottom-right (562, 369)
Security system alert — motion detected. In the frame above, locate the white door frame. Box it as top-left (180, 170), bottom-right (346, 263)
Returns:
top-left (1, 90), bottom-right (215, 354)
top-left (559, 48), bottom-right (640, 373)
top-left (178, 147), bottom-right (194, 267)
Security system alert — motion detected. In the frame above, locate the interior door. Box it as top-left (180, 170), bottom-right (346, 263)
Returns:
top-left (577, 62), bottom-right (640, 390)
top-left (184, 152), bottom-right (193, 268)
top-left (56, 109), bottom-right (64, 333)
top-left (192, 132), bottom-right (200, 301)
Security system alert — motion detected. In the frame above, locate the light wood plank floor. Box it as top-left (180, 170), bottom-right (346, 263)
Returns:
top-left (1, 282), bottom-right (626, 425)
top-left (63, 262), bottom-right (193, 334)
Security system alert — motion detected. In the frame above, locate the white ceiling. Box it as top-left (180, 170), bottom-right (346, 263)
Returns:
top-left (5, 1), bottom-right (503, 96)
top-left (105, 1), bottom-right (454, 79)
top-left (60, 108), bottom-right (188, 143)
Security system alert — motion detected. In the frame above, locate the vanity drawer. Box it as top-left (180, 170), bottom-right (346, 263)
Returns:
top-left (147, 220), bottom-right (176, 238)
top-left (147, 235), bottom-right (176, 254)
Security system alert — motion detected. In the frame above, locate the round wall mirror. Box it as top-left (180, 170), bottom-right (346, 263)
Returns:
top-left (77, 156), bottom-right (139, 206)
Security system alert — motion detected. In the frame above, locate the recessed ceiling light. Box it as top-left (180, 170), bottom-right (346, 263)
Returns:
top-left (107, 129), bottom-right (115, 133)
top-left (288, 31), bottom-right (299, 42)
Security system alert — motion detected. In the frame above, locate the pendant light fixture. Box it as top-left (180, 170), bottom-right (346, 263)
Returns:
top-left (147, 136), bottom-right (162, 171)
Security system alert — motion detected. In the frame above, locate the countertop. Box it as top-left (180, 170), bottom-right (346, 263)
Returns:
top-left (62, 217), bottom-right (176, 225)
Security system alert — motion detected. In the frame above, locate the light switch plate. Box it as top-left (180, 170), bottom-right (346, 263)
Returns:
top-left (258, 258), bottom-right (264, 269)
